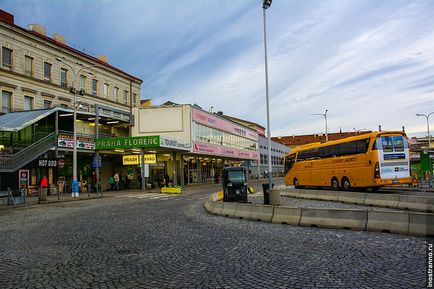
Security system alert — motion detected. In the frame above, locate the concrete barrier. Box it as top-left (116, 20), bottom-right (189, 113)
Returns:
top-left (299, 190), bottom-right (319, 200)
top-left (271, 207), bottom-right (301, 225)
top-left (408, 212), bottom-right (434, 236)
top-left (397, 195), bottom-right (434, 212)
top-left (364, 193), bottom-right (399, 208)
top-left (300, 208), bottom-right (367, 230)
top-left (269, 190), bottom-right (282, 205)
top-left (204, 199), bottom-right (214, 212)
top-left (366, 211), bottom-right (409, 235)
top-left (212, 201), bottom-right (224, 215)
top-left (221, 202), bottom-right (237, 217)
top-left (249, 204), bottom-right (274, 222)
top-left (234, 203), bottom-right (252, 219)
top-left (338, 191), bottom-right (366, 205)
top-left (317, 191), bottom-right (339, 202)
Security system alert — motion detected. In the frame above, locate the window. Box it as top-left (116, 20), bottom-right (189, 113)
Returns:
top-left (92, 79), bottom-right (98, 96)
top-left (2, 47), bottom-right (12, 69)
top-left (43, 100), bottom-right (52, 109)
top-left (25, 56), bottom-right (33, 77)
top-left (60, 104), bottom-right (68, 109)
top-left (114, 87), bottom-right (119, 102)
top-left (79, 75), bottom-right (86, 93)
top-left (23, 96), bottom-right (33, 110)
top-left (123, 90), bottom-right (128, 105)
top-left (60, 68), bottom-right (68, 87)
top-left (44, 62), bottom-right (51, 81)
top-left (103, 83), bottom-right (109, 98)
top-left (133, 93), bottom-right (137, 106)
top-left (2, 91), bottom-right (12, 113)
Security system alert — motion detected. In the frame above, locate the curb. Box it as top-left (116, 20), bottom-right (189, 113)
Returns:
top-left (204, 192), bottom-right (434, 237)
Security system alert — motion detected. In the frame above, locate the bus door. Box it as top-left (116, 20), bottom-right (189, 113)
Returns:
top-left (376, 135), bottom-right (410, 181)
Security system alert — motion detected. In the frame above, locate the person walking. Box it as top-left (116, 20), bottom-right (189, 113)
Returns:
top-left (114, 172), bottom-right (120, 191)
top-left (109, 175), bottom-right (115, 191)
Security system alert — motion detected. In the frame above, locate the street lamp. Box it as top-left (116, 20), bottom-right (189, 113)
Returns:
top-left (312, 109), bottom-right (329, 141)
top-left (416, 112), bottom-right (433, 148)
top-left (262, 0), bottom-right (273, 201)
top-left (56, 57), bottom-right (99, 197)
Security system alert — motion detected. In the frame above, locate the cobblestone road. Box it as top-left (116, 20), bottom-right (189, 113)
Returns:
top-left (0, 180), bottom-right (430, 289)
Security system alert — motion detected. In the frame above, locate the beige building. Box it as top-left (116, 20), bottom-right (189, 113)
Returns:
top-left (0, 9), bottom-right (143, 192)
top-left (0, 9), bottom-right (141, 122)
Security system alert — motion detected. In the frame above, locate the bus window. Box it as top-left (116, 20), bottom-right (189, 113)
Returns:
top-left (381, 136), bottom-right (393, 152)
top-left (284, 154), bottom-right (296, 173)
top-left (392, 136), bottom-right (404, 152)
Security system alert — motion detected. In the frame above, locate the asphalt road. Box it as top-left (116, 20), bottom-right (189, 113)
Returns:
top-left (0, 179), bottom-right (430, 289)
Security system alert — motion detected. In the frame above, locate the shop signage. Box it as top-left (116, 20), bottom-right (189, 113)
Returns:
top-left (122, 154), bottom-right (156, 165)
top-left (19, 169), bottom-right (29, 188)
top-left (160, 137), bottom-right (190, 151)
top-left (95, 136), bottom-right (160, 150)
top-left (193, 141), bottom-right (259, 160)
top-left (58, 134), bottom-right (95, 150)
top-left (38, 159), bottom-right (58, 167)
top-left (192, 108), bottom-right (258, 141)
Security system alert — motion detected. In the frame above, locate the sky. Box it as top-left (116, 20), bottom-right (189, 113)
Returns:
top-left (2, 0), bottom-right (434, 138)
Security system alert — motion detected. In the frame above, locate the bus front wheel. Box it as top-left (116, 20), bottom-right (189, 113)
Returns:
top-left (342, 177), bottom-right (351, 191)
top-left (331, 178), bottom-right (339, 190)
top-left (293, 178), bottom-right (299, 188)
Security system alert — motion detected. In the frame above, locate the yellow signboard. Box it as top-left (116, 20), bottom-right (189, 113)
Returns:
top-left (122, 154), bottom-right (156, 165)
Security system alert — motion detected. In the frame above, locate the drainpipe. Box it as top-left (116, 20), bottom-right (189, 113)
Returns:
top-left (129, 80), bottom-right (133, 137)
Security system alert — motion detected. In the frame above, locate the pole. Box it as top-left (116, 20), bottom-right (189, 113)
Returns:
top-left (72, 74), bottom-right (78, 197)
top-left (263, 6), bottom-right (273, 192)
top-left (95, 105), bottom-right (100, 197)
top-left (325, 109), bottom-right (328, 142)
top-left (141, 149), bottom-right (145, 191)
top-left (427, 115), bottom-right (431, 148)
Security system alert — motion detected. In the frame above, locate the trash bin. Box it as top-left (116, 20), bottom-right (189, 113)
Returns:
top-left (262, 183), bottom-right (274, 205)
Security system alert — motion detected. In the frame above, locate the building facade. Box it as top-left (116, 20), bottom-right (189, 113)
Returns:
top-left (0, 10), bottom-right (142, 192)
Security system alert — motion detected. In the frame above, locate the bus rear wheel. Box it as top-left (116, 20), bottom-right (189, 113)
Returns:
top-left (342, 177), bottom-right (351, 191)
top-left (331, 178), bottom-right (339, 190)
top-left (293, 178), bottom-right (299, 188)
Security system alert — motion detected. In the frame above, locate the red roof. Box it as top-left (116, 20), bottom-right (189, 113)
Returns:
top-left (272, 131), bottom-right (372, 148)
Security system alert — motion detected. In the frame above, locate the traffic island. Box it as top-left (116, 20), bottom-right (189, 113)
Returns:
top-left (204, 191), bottom-right (434, 237)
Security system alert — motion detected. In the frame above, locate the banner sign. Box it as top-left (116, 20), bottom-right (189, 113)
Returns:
top-left (193, 141), bottom-right (259, 160)
top-left (58, 134), bottom-right (95, 150)
top-left (192, 108), bottom-right (258, 141)
top-left (160, 137), bottom-right (190, 151)
top-left (96, 136), bottom-right (160, 150)
top-left (122, 154), bottom-right (156, 165)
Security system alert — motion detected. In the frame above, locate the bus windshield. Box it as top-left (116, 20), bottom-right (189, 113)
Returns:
top-left (379, 136), bottom-right (406, 152)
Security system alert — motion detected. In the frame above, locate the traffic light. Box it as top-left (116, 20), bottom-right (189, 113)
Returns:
top-left (263, 0), bottom-right (272, 9)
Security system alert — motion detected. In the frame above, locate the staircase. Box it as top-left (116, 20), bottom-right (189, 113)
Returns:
top-left (0, 132), bottom-right (56, 172)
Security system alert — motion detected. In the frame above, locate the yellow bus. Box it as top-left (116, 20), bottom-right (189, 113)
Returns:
top-left (283, 131), bottom-right (411, 191)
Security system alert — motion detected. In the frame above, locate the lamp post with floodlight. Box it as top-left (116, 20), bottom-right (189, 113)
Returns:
top-left (56, 57), bottom-right (99, 197)
top-left (312, 109), bottom-right (329, 142)
top-left (262, 0), bottom-right (273, 203)
top-left (416, 112), bottom-right (433, 148)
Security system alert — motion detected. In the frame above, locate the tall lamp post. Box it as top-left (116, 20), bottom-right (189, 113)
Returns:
top-left (56, 57), bottom-right (99, 197)
top-left (262, 0), bottom-right (273, 201)
top-left (312, 109), bottom-right (329, 142)
top-left (416, 112), bottom-right (433, 148)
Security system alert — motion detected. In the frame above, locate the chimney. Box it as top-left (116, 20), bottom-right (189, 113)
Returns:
top-left (52, 33), bottom-right (65, 44)
top-left (217, 111), bottom-right (223, 116)
top-left (28, 23), bottom-right (46, 36)
top-left (0, 10), bottom-right (14, 25)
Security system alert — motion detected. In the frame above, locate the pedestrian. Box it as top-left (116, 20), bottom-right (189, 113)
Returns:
top-left (109, 175), bottom-right (115, 191)
top-left (164, 173), bottom-right (170, 187)
top-left (20, 184), bottom-right (28, 197)
top-left (92, 172), bottom-right (97, 193)
top-left (114, 172), bottom-right (120, 190)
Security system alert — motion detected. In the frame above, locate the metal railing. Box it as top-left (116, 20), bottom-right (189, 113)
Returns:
top-left (0, 132), bottom-right (56, 172)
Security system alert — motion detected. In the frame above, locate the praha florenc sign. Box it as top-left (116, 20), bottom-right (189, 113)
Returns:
top-left (95, 135), bottom-right (190, 151)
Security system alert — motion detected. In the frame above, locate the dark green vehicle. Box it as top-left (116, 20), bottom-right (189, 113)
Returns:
top-left (222, 167), bottom-right (248, 202)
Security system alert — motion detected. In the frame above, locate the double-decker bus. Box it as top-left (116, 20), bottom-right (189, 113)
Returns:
top-left (283, 131), bottom-right (411, 191)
